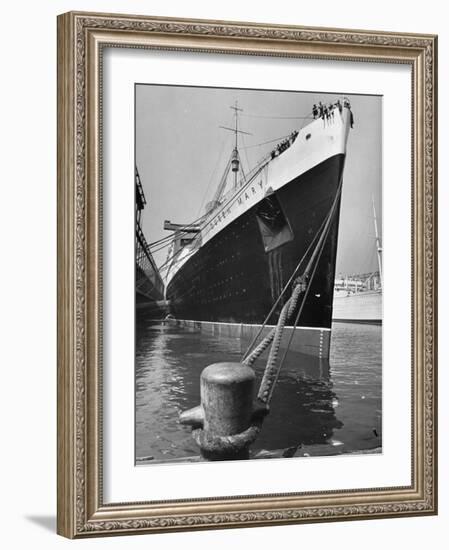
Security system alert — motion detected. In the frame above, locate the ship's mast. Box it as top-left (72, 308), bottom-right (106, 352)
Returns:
top-left (219, 101), bottom-right (252, 192)
top-left (372, 196), bottom-right (383, 289)
top-left (231, 101), bottom-right (242, 189)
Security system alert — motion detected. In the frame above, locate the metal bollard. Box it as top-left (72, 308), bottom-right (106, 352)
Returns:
top-left (180, 362), bottom-right (257, 460)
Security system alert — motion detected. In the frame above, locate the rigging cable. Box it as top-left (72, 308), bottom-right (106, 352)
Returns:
top-left (241, 134), bottom-right (291, 150)
top-left (147, 128), bottom-right (294, 252)
top-left (239, 133), bottom-right (252, 180)
top-left (157, 158), bottom-right (270, 274)
top-left (196, 135), bottom-right (230, 218)
top-left (241, 112), bottom-right (313, 120)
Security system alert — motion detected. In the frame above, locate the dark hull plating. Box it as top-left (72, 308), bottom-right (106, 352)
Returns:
top-left (167, 154), bottom-right (345, 329)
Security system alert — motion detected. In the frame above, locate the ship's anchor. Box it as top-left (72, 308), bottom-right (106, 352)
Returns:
top-left (179, 181), bottom-right (343, 460)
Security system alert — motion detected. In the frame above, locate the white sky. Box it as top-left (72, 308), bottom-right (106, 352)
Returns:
top-left (136, 85), bottom-right (382, 276)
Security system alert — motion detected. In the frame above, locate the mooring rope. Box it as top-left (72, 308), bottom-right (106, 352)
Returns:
top-left (188, 180), bottom-right (343, 456)
top-left (253, 180), bottom-right (342, 406)
top-left (243, 179), bottom-right (342, 365)
top-left (250, 182), bottom-right (341, 406)
top-left (240, 210), bottom-right (329, 362)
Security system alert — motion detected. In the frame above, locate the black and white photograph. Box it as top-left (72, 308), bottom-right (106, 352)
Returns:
top-left (135, 84), bottom-right (382, 464)
top-left (1, 0), bottom-right (441, 543)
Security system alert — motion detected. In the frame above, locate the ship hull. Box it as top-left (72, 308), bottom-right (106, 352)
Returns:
top-left (332, 290), bottom-right (382, 325)
top-left (135, 227), bottom-right (165, 315)
top-left (166, 153), bottom-right (345, 353)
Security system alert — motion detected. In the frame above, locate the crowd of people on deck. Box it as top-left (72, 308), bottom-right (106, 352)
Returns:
top-left (270, 130), bottom-right (299, 159)
top-left (312, 98), bottom-right (354, 127)
top-left (269, 98), bottom-right (354, 161)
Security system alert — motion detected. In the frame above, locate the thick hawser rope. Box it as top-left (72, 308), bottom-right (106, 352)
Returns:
top-left (192, 180), bottom-right (343, 456)
top-left (249, 183), bottom-right (341, 405)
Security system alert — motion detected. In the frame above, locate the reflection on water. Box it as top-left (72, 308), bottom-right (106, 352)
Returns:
top-left (136, 312), bottom-right (382, 461)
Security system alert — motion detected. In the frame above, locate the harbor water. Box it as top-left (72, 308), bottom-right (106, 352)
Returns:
top-left (136, 312), bottom-right (382, 462)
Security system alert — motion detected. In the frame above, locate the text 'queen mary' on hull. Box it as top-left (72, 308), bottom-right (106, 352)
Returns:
top-left (164, 100), bottom-right (353, 359)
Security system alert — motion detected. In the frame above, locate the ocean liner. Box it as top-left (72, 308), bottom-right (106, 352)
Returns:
top-left (163, 99), bottom-right (353, 358)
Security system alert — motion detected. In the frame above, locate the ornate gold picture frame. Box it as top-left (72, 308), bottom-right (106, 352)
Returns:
top-left (57, 11), bottom-right (437, 538)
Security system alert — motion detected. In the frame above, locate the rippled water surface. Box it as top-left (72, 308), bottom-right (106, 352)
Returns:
top-left (136, 313), bottom-right (382, 462)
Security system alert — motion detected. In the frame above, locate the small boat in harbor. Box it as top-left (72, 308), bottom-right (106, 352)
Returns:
top-left (332, 273), bottom-right (382, 325)
top-left (332, 198), bottom-right (382, 325)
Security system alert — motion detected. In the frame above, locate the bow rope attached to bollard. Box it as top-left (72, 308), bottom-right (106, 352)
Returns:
top-left (244, 179), bottom-right (343, 403)
top-left (181, 181), bottom-right (343, 458)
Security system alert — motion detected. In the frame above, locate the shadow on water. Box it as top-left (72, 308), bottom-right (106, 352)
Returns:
top-left (254, 353), bottom-right (342, 453)
top-left (136, 311), bottom-right (382, 461)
